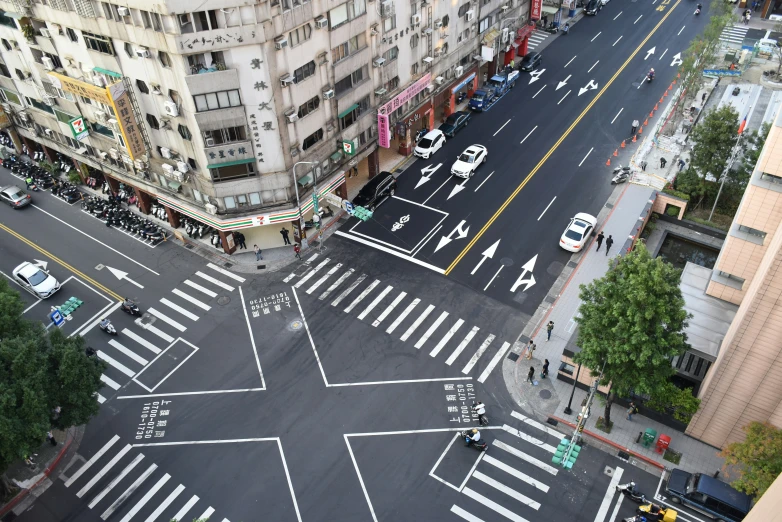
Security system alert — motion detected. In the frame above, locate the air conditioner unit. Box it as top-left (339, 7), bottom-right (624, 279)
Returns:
top-left (135, 47), bottom-right (151, 58)
top-left (43, 95), bottom-right (56, 106)
top-left (107, 118), bottom-right (120, 131)
top-left (162, 163), bottom-right (174, 176)
top-left (121, 154), bottom-right (132, 164)
top-left (44, 128), bottom-right (53, 136)
top-left (422, 27), bottom-right (433, 34)
top-left (205, 137), bottom-right (215, 147)
top-left (98, 151), bottom-right (108, 160)
top-left (109, 148), bottom-right (120, 159)
top-left (134, 159), bottom-right (147, 170)
top-left (381, 0), bottom-right (394, 16)
top-left (176, 161), bottom-right (189, 173)
top-left (434, 19), bottom-right (443, 28)
top-left (164, 100), bottom-right (179, 117)
top-left (371, 24), bottom-right (379, 35)
top-left (94, 110), bottom-right (107, 123)
top-left (423, 56), bottom-right (434, 64)
top-left (160, 147), bottom-right (173, 159)
top-left (280, 74), bottom-right (295, 86)
top-left (315, 16), bottom-right (328, 29)
top-left (435, 76), bottom-right (444, 85)
top-left (178, 14), bottom-right (191, 26)
top-left (39, 28), bottom-right (51, 38)
top-left (205, 203), bottom-right (217, 215)
top-left (465, 9), bottom-right (474, 21)
top-left (373, 57), bottom-right (386, 67)
top-left (375, 87), bottom-right (387, 96)
top-left (501, 27), bottom-right (509, 43)
top-left (117, 6), bottom-right (129, 16)
top-left (172, 171), bottom-right (185, 182)
top-left (274, 36), bottom-right (288, 50)
top-left (151, 84), bottom-right (162, 95)
top-left (322, 88), bottom-right (334, 100)
top-left (501, 4), bottom-right (510, 11)
top-left (411, 14), bottom-right (421, 25)
top-left (41, 56), bottom-right (55, 70)
top-left (455, 65), bottom-right (464, 76)
top-left (284, 108), bottom-right (298, 123)
top-left (92, 73), bottom-right (106, 87)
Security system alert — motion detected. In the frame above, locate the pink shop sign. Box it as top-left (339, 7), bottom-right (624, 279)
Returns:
top-left (377, 73), bottom-right (432, 148)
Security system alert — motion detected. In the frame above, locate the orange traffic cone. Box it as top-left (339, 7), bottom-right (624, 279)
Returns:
top-left (638, 126), bottom-right (643, 134)
top-left (672, 79), bottom-right (676, 85)
top-left (606, 158), bottom-right (611, 166)
top-left (654, 103), bottom-right (658, 111)
top-left (677, 72), bottom-right (681, 78)
top-left (620, 140), bottom-right (626, 148)
top-left (613, 149), bottom-right (618, 157)
top-left (644, 118), bottom-right (649, 126)
top-left (632, 134), bottom-right (637, 143)
top-left (659, 98), bottom-right (664, 104)
top-left (664, 90), bottom-right (668, 97)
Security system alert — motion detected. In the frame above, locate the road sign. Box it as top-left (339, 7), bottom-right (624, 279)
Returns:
top-left (68, 116), bottom-right (89, 141)
top-left (342, 140), bottom-right (355, 156)
top-left (312, 193), bottom-right (320, 215)
top-left (343, 201), bottom-right (354, 214)
top-left (50, 309), bottom-right (65, 328)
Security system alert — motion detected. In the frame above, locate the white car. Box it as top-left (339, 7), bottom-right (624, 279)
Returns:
top-left (451, 144), bottom-right (488, 178)
top-left (12, 261), bottom-right (61, 299)
top-left (414, 129), bottom-right (446, 159)
top-left (559, 213), bottom-right (597, 252)
top-left (601, 0), bottom-right (609, 5)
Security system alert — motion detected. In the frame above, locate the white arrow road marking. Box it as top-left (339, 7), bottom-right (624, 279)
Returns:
top-left (556, 74), bottom-right (571, 91)
top-left (471, 239), bottom-right (500, 275)
top-left (33, 259), bottom-right (48, 270)
top-left (528, 68), bottom-right (546, 84)
top-left (447, 177), bottom-right (470, 200)
top-left (645, 46), bottom-right (656, 60)
top-left (510, 255), bottom-right (538, 293)
top-left (670, 52), bottom-right (683, 66)
top-left (578, 80), bottom-right (599, 96)
top-left (435, 220), bottom-right (470, 252)
top-left (416, 163), bottom-right (442, 189)
top-left (106, 266), bottom-right (144, 289)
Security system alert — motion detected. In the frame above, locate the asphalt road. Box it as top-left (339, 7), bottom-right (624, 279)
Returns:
top-left (337, 0), bottom-right (709, 316)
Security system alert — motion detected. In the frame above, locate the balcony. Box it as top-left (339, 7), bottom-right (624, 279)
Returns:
top-left (184, 68), bottom-right (240, 96)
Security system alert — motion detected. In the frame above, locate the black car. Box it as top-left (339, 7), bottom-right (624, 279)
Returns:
top-left (519, 52), bottom-right (542, 71)
top-left (585, 0), bottom-right (601, 15)
top-left (352, 171), bottom-right (397, 211)
top-left (438, 111), bottom-right (471, 137)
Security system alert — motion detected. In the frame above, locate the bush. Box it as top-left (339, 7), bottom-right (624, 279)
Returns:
top-left (666, 206), bottom-right (681, 217)
top-left (662, 187), bottom-right (691, 201)
top-left (644, 222), bottom-right (656, 232)
top-left (686, 216), bottom-right (729, 231)
top-left (68, 171), bottom-right (82, 184)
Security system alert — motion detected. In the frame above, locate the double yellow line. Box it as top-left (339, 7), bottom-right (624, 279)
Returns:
top-left (445, 0), bottom-right (681, 275)
top-left (0, 222), bottom-right (123, 301)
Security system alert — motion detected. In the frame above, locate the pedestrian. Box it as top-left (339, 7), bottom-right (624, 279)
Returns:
top-left (677, 158), bottom-right (686, 171)
top-left (745, 11), bottom-right (751, 24)
top-left (631, 119), bottom-right (639, 135)
top-left (293, 243), bottom-right (301, 260)
top-left (46, 430), bottom-right (57, 446)
top-left (24, 453), bottom-right (35, 467)
top-left (527, 366), bottom-right (535, 384)
top-left (235, 232), bottom-right (246, 250)
top-left (701, 92), bottom-right (707, 104)
top-left (627, 401), bottom-right (638, 421)
top-left (596, 231), bottom-right (605, 252)
top-left (541, 359), bottom-right (549, 379)
top-left (254, 244), bottom-right (263, 261)
top-left (640, 160), bottom-right (647, 171)
top-left (546, 321), bottom-right (554, 341)
top-left (660, 157), bottom-right (667, 168)
top-left (280, 227), bottom-right (291, 245)
top-left (755, 0), bottom-right (760, 11)
top-left (605, 234), bottom-right (614, 255)
top-left (525, 340), bottom-right (536, 360)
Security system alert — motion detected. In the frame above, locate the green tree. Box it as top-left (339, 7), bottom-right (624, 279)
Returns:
top-left (689, 105), bottom-right (740, 193)
top-left (645, 381), bottom-right (700, 423)
top-left (573, 244), bottom-right (690, 426)
top-left (720, 422), bottom-right (782, 498)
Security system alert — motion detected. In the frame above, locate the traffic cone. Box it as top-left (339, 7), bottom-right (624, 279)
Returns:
top-left (621, 140), bottom-right (626, 148)
top-left (664, 90), bottom-right (668, 97)
top-left (644, 118), bottom-right (649, 126)
top-left (638, 126), bottom-right (643, 134)
top-left (606, 158), bottom-right (611, 166)
top-left (632, 134), bottom-right (637, 143)
top-left (672, 79), bottom-right (676, 85)
top-left (654, 103), bottom-right (658, 111)
top-left (613, 149), bottom-right (618, 157)
top-left (659, 97), bottom-right (664, 104)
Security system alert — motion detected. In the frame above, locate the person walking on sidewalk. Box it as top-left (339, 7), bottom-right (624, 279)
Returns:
top-left (677, 158), bottom-right (686, 171)
top-left (660, 157), bottom-right (667, 168)
top-left (234, 232), bottom-right (247, 250)
top-left (605, 235), bottom-right (614, 255)
top-left (546, 321), bottom-right (554, 341)
top-left (294, 243), bottom-right (301, 260)
top-left (640, 160), bottom-right (647, 171)
top-left (280, 227), bottom-right (291, 245)
top-left (596, 231), bottom-right (605, 252)
top-left (46, 430), bottom-right (57, 446)
top-left (541, 359), bottom-right (549, 379)
top-left (631, 119), bottom-right (639, 135)
top-left (627, 401), bottom-right (638, 421)
top-left (525, 340), bottom-right (536, 359)
top-left (527, 367), bottom-right (535, 384)
top-left (254, 245), bottom-right (263, 261)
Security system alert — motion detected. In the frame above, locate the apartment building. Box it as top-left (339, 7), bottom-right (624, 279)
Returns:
top-left (0, 0), bottom-right (528, 252)
top-left (686, 106), bottom-right (782, 448)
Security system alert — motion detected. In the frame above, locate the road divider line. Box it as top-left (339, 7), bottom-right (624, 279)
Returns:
top-left (445, 0), bottom-right (681, 275)
top-left (613, 35), bottom-right (622, 46)
top-left (579, 148), bottom-right (594, 167)
top-left (614, 11), bottom-right (622, 19)
top-left (520, 126), bottom-right (538, 145)
top-left (660, 48), bottom-right (668, 60)
top-left (532, 85), bottom-right (546, 98)
top-left (591, 31), bottom-right (601, 42)
top-left (483, 266), bottom-right (504, 292)
top-left (634, 14), bottom-right (643, 24)
top-left (557, 90), bottom-right (571, 105)
top-left (588, 60), bottom-right (600, 73)
top-left (474, 171), bottom-right (494, 192)
top-left (538, 197), bottom-right (557, 220)
top-left (493, 118), bottom-right (511, 136)
top-left (611, 107), bottom-right (624, 124)
top-left (239, 285), bottom-right (266, 390)
top-left (565, 55), bottom-right (577, 67)
top-left (334, 231), bottom-right (445, 274)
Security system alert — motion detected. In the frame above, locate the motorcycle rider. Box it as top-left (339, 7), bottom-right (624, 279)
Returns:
top-left (122, 297), bottom-right (135, 312)
top-left (648, 68), bottom-right (655, 81)
top-left (99, 318), bottom-right (111, 330)
top-left (695, 3), bottom-right (702, 14)
top-left (465, 428), bottom-right (482, 448)
top-left (563, 22), bottom-right (570, 34)
top-left (85, 346), bottom-right (97, 358)
top-left (472, 401), bottom-right (487, 425)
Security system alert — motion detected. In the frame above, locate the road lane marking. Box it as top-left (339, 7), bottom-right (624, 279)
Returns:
top-left (294, 258), bottom-right (330, 288)
top-left (147, 307), bottom-right (187, 332)
top-left (634, 14), bottom-right (643, 24)
top-left (493, 118), bottom-right (511, 136)
top-left (474, 470), bottom-right (541, 510)
top-left (76, 444), bottom-right (133, 497)
top-left (386, 297), bottom-right (419, 333)
top-left (143, 484), bottom-right (184, 522)
top-left (474, 171), bottom-right (494, 192)
top-left (101, 463), bottom-right (157, 519)
top-left (100, 374), bottom-right (121, 390)
top-left (462, 487), bottom-right (530, 522)
top-left (511, 410), bottom-right (566, 438)
top-left (171, 496), bottom-right (199, 522)
top-left (195, 271), bottom-right (234, 291)
top-left (206, 262), bottom-right (245, 282)
top-left (88, 454), bottom-right (144, 508)
top-left (401, 303), bottom-right (434, 341)
top-left (450, 505), bottom-right (486, 522)
top-left (557, 90), bottom-right (571, 105)
top-left (307, 263), bottom-right (342, 294)
top-left (483, 266), bottom-right (504, 292)
top-left (678, 25), bottom-right (685, 35)
top-left (483, 455), bottom-right (549, 493)
top-left (160, 298), bottom-right (199, 321)
top-left (532, 85), bottom-right (546, 98)
top-left (183, 279), bottom-right (217, 298)
top-left (591, 31), bottom-right (601, 42)
top-left (372, 291), bottom-right (406, 326)
top-left (331, 273), bottom-right (366, 306)
top-left (538, 198), bottom-right (557, 220)
top-left (415, 311), bottom-right (449, 349)
top-left (611, 107), bottom-right (624, 124)
top-left (565, 55), bottom-right (577, 67)
top-left (461, 334), bottom-right (496, 374)
top-left (238, 286), bottom-right (266, 390)
top-left (344, 279), bottom-right (380, 313)
top-left (494, 440), bottom-right (559, 475)
top-left (477, 342), bottom-right (511, 382)
top-left (119, 473), bottom-right (170, 522)
top-left (172, 288), bottom-right (211, 311)
top-left (520, 126), bottom-right (538, 144)
top-left (319, 268), bottom-right (353, 300)
top-left (121, 329), bottom-right (162, 354)
top-left (579, 148), bottom-right (594, 167)
top-left (97, 351), bottom-right (135, 377)
top-left (660, 47), bottom-right (669, 60)
top-left (445, 325), bottom-right (480, 364)
top-left (446, 0), bottom-right (682, 275)
top-left (357, 284), bottom-right (393, 320)
top-left (594, 466), bottom-right (624, 522)
top-left (588, 60), bottom-right (600, 72)
top-left (412, 224), bottom-right (442, 256)
top-left (65, 435), bottom-right (120, 487)
top-left (108, 339), bottom-right (149, 365)
top-left (614, 11), bottom-right (622, 19)
top-left (613, 35), bottom-right (623, 46)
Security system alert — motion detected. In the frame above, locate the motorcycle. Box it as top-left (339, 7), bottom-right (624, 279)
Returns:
top-left (99, 319), bottom-right (117, 336)
top-left (456, 91), bottom-right (467, 104)
top-left (637, 503), bottom-right (677, 522)
top-left (612, 170), bottom-right (630, 184)
top-left (121, 300), bottom-right (142, 316)
top-left (617, 482), bottom-right (647, 503)
top-left (646, 73), bottom-right (654, 83)
top-left (623, 516), bottom-right (648, 522)
top-left (460, 430), bottom-right (488, 452)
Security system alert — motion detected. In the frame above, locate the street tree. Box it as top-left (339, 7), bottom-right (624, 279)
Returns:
top-left (573, 244), bottom-right (690, 427)
top-left (720, 422), bottom-right (782, 498)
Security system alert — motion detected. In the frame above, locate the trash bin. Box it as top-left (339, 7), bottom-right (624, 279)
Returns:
top-left (656, 434), bottom-right (671, 454)
top-left (642, 428), bottom-right (657, 448)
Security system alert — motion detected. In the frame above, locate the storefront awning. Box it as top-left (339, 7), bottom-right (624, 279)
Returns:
top-left (207, 157), bottom-right (255, 169)
top-left (482, 28), bottom-right (501, 45)
top-left (337, 103), bottom-right (358, 119)
top-left (92, 67), bottom-right (122, 79)
top-left (166, 180), bottom-right (181, 192)
top-left (1, 11), bottom-right (24, 19)
top-left (541, 5), bottom-right (560, 14)
top-left (329, 150), bottom-right (343, 162)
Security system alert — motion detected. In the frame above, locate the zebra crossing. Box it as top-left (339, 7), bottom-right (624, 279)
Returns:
top-left (96, 263), bottom-right (245, 402)
top-left (62, 434), bottom-right (230, 522)
top-left (284, 256), bottom-right (511, 383)
top-left (448, 411), bottom-right (566, 522)
top-left (527, 30), bottom-right (551, 50)
top-left (719, 25), bottom-right (748, 47)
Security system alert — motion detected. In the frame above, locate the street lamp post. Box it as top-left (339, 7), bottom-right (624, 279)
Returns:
top-left (563, 362), bottom-right (582, 415)
top-left (292, 161), bottom-right (319, 248)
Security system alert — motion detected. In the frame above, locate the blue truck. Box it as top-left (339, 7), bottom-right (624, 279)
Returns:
top-left (468, 88), bottom-right (495, 111)
top-left (468, 70), bottom-right (519, 112)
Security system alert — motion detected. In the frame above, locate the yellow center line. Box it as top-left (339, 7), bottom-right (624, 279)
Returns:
top-left (0, 223), bottom-right (123, 301)
top-left (445, 0), bottom-right (681, 275)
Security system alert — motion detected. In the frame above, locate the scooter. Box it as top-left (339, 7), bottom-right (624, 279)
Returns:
top-left (617, 482), bottom-right (647, 503)
top-left (637, 503), bottom-right (677, 522)
top-left (460, 430), bottom-right (488, 452)
top-left (456, 91), bottom-right (467, 104)
top-left (612, 170), bottom-right (630, 184)
top-left (623, 516), bottom-right (648, 522)
top-left (99, 319), bottom-right (117, 336)
top-left (121, 300), bottom-right (141, 316)
top-left (646, 73), bottom-right (654, 83)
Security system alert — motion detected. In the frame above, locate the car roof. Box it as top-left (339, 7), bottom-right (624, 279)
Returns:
top-left (15, 262), bottom-right (39, 277)
top-left (422, 129), bottom-right (443, 139)
top-left (1, 185), bottom-right (22, 195)
top-left (693, 474), bottom-right (753, 511)
top-left (573, 212), bottom-right (596, 225)
top-left (464, 145), bottom-right (485, 153)
top-left (523, 52), bottom-right (539, 59)
top-left (360, 171), bottom-right (394, 191)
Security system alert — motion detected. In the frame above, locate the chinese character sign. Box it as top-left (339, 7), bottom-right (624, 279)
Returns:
top-left (377, 113), bottom-right (390, 148)
top-left (377, 73), bottom-right (432, 149)
top-left (108, 82), bottom-right (146, 161)
top-left (48, 72), bottom-right (113, 105)
top-left (530, 0), bottom-right (543, 20)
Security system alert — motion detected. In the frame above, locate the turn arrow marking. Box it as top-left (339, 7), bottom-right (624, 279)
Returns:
top-left (670, 52), bottom-right (683, 66)
top-left (556, 74), bottom-right (571, 91)
top-left (470, 239), bottom-right (500, 275)
top-left (435, 220), bottom-right (470, 253)
top-left (509, 255), bottom-right (538, 292)
top-left (528, 68), bottom-right (546, 84)
top-left (106, 266), bottom-right (144, 289)
top-left (33, 259), bottom-right (48, 270)
top-left (578, 80), bottom-right (599, 96)
top-left (415, 163), bottom-right (442, 189)
top-left (644, 46), bottom-right (656, 60)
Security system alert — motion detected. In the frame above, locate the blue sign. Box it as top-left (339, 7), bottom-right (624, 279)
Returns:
top-left (451, 72), bottom-right (477, 94)
top-left (50, 310), bottom-right (65, 328)
top-left (343, 201), bottom-right (355, 215)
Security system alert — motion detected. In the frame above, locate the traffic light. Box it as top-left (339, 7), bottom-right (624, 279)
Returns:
top-left (553, 437), bottom-right (581, 469)
top-left (353, 206), bottom-right (373, 222)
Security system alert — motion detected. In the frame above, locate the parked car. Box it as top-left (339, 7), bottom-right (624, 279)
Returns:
top-left (12, 261), bottom-right (61, 299)
top-left (451, 145), bottom-right (488, 178)
top-left (414, 129), bottom-right (446, 159)
top-left (519, 52), bottom-right (542, 72)
top-left (585, 0), bottom-right (602, 14)
top-left (439, 111), bottom-right (471, 137)
top-left (0, 185), bottom-right (31, 208)
top-left (559, 213), bottom-right (596, 252)
top-left (667, 469), bottom-right (752, 522)
top-left (352, 171), bottom-right (397, 212)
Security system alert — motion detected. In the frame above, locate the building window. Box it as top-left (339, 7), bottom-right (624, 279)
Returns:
top-left (332, 34), bottom-right (366, 63)
top-left (289, 24), bottom-right (312, 46)
top-left (140, 10), bottom-right (152, 29)
top-left (159, 51), bottom-right (171, 68)
top-left (178, 124), bottom-right (192, 140)
top-left (0, 63), bottom-right (9, 78)
top-left (442, 15), bottom-right (450, 27)
top-left (151, 12), bottom-right (163, 31)
top-left (26, 97), bottom-right (54, 114)
top-left (0, 88), bottom-right (21, 105)
top-left (293, 60), bottom-right (316, 84)
top-left (66, 27), bottom-right (78, 42)
top-left (478, 16), bottom-right (490, 33)
top-left (210, 162), bottom-right (256, 182)
top-left (384, 76), bottom-right (399, 92)
top-left (146, 114), bottom-right (159, 129)
top-left (335, 65), bottom-right (368, 96)
top-left (101, 2), bottom-right (114, 20)
top-left (328, 0), bottom-right (366, 30)
top-left (302, 129), bottom-right (324, 150)
top-left (202, 126), bottom-right (247, 146)
top-left (249, 192), bottom-right (261, 205)
top-left (760, 171), bottom-right (782, 184)
top-left (0, 13), bottom-right (15, 28)
top-left (458, 3), bottom-right (470, 16)
top-left (383, 15), bottom-right (396, 32)
top-left (737, 224), bottom-right (767, 240)
top-left (297, 96), bottom-right (320, 118)
top-left (136, 79), bottom-right (149, 94)
top-left (411, 63), bottom-right (419, 76)
top-left (558, 362), bottom-right (575, 376)
top-left (188, 158), bottom-right (197, 170)
top-left (224, 196), bottom-right (236, 209)
top-left (338, 95), bottom-right (370, 130)
top-left (383, 46), bottom-right (399, 63)
top-left (718, 271), bottom-right (746, 284)
top-left (193, 89), bottom-right (241, 111)
top-left (124, 42), bottom-right (134, 58)
top-left (83, 31), bottom-right (114, 54)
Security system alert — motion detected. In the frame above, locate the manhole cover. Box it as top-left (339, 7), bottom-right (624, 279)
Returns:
top-left (290, 319), bottom-right (303, 331)
top-left (507, 352), bottom-right (519, 362)
top-left (500, 257), bottom-right (514, 266)
top-left (217, 296), bottom-right (230, 305)
top-left (185, 244), bottom-right (194, 250)
top-left (604, 466), bottom-right (614, 477)
top-left (539, 389), bottom-right (552, 400)
top-left (223, 262), bottom-right (233, 268)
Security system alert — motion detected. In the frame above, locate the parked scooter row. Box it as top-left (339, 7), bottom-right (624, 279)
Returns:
top-left (183, 217), bottom-right (211, 239)
top-left (82, 195), bottom-right (166, 244)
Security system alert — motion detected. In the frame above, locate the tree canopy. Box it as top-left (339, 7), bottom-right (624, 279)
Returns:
top-left (573, 244), bottom-right (691, 425)
top-left (721, 422), bottom-right (782, 498)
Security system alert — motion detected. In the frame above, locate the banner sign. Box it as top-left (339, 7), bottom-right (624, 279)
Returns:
top-left (68, 116), bottom-right (89, 141)
top-left (107, 82), bottom-right (145, 161)
top-left (377, 73), bottom-right (431, 148)
top-left (378, 113), bottom-right (390, 148)
top-left (531, 0), bottom-right (543, 20)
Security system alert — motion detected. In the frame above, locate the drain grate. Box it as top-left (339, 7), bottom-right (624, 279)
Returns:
top-left (185, 244), bottom-right (194, 250)
top-left (257, 265), bottom-right (266, 270)
top-left (223, 262), bottom-right (232, 268)
top-left (507, 352), bottom-right (519, 362)
top-left (217, 296), bottom-right (230, 306)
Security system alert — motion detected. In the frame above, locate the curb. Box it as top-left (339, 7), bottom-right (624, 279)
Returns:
top-left (550, 416), bottom-right (666, 470)
top-left (0, 432), bottom-right (74, 518)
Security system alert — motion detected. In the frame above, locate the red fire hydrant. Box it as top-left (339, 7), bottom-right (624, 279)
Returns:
top-left (656, 434), bottom-right (671, 454)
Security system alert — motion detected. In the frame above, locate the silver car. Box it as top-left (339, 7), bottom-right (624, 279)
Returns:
top-left (0, 185), bottom-right (31, 208)
top-left (12, 262), bottom-right (61, 299)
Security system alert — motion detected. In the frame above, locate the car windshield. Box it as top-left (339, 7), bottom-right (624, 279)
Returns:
top-left (10, 190), bottom-right (24, 199)
top-left (473, 94), bottom-right (485, 101)
top-left (418, 138), bottom-right (433, 148)
top-left (564, 229), bottom-right (584, 241)
top-left (445, 115), bottom-right (459, 125)
top-left (459, 153), bottom-right (475, 163)
top-left (27, 270), bottom-right (48, 286)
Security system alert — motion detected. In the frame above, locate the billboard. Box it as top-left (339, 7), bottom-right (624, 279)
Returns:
top-left (107, 82), bottom-right (145, 161)
top-left (68, 116), bottom-right (89, 141)
top-left (531, 0), bottom-right (543, 20)
top-left (377, 73), bottom-right (431, 148)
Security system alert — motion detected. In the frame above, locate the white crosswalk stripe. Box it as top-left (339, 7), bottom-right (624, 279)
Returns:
top-left (401, 303), bottom-right (434, 341)
top-left (331, 273), bottom-right (366, 307)
top-left (96, 394), bottom-right (107, 403)
top-left (199, 507), bottom-right (216, 520)
top-left (206, 262), bottom-right (246, 282)
top-left (135, 320), bottom-right (175, 344)
top-left (527, 31), bottom-right (550, 49)
top-left (195, 271), bottom-right (235, 291)
top-left (148, 307), bottom-right (187, 332)
top-left (511, 410), bottom-right (566, 439)
top-left (121, 329), bottom-right (162, 355)
top-left (108, 339), bottom-right (149, 366)
top-left (357, 285), bottom-right (393, 321)
top-left (461, 334), bottom-right (496, 374)
top-left (416, 311), bottom-right (450, 349)
top-left (101, 463), bottom-right (157, 519)
top-left (307, 263), bottom-right (342, 294)
top-left (473, 470), bottom-right (541, 510)
top-left (143, 484), bottom-right (184, 522)
top-left (344, 279), bottom-right (380, 313)
top-left (319, 268), bottom-right (354, 301)
top-left (171, 495), bottom-right (200, 522)
top-left (88, 453), bottom-right (145, 508)
top-left (494, 440), bottom-right (559, 476)
top-left (172, 288), bottom-right (212, 311)
top-left (160, 298), bottom-right (200, 321)
top-left (97, 351), bottom-right (136, 377)
top-left (720, 25), bottom-right (748, 45)
top-left (118, 472), bottom-right (170, 522)
top-left (101, 374), bottom-right (121, 390)
top-left (386, 297), bottom-right (419, 334)
top-left (483, 454), bottom-right (549, 493)
top-left (294, 258), bottom-right (331, 288)
top-left (183, 279), bottom-right (218, 298)
top-left (478, 342), bottom-right (511, 383)
top-left (445, 325), bottom-right (480, 364)
top-left (374, 292), bottom-right (408, 328)
top-left (65, 435), bottom-right (120, 487)
top-left (77, 444), bottom-right (133, 497)
top-left (429, 319), bottom-right (465, 357)
top-left (502, 424), bottom-right (557, 454)
top-left (451, 505), bottom-right (487, 522)
top-left (462, 487), bottom-right (530, 522)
